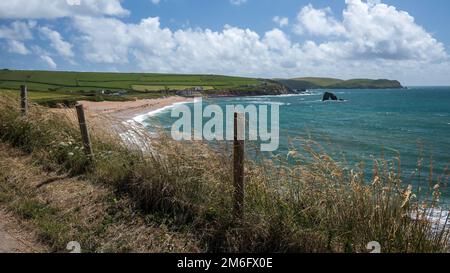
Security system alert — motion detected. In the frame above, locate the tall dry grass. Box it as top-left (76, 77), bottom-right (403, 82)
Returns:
top-left (0, 93), bottom-right (449, 253)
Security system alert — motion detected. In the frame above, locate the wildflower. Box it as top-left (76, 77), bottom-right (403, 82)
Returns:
top-left (401, 185), bottom-right (413, 209)
top-left (372, 176), bottom-right (380, 186)
top-left (287, 150), bottom-right (298, 159)
top-left (68, 152), bottom-right (74, 157)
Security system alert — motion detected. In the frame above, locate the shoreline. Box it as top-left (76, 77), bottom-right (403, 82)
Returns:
top-left (78, 93), bottom-right (302, 123)
top-left (78, 96), bottom-right (194, 121)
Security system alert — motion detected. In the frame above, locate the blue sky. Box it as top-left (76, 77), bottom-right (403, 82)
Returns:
top-left (0, 0), bottom-right (449, 85)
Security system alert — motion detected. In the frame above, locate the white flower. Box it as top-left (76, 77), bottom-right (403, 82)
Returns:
top-left (287, 150), bottom-right (299, 159)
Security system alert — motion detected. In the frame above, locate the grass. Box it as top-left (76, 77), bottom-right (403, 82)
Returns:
top-left (131, 85), bottom-right (215, 92)
top-left (280, 77), bottom-right (403, 90)
top-left (0, 93), bottom-right (449, 253)
top-left (0, 70), bottom-right (268, 105)
top-left (0, 141), bottom-right (201, 253)
top-left (293, 77), bottom-right (344, 87)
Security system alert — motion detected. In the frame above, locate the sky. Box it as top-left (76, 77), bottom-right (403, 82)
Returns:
top-left (0, 0), bottom-right (449, 85)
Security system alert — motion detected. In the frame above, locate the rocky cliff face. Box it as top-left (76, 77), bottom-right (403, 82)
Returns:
top-left (201, 80), bottom-right (294, 97)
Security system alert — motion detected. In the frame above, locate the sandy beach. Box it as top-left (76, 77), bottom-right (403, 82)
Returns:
top-left (78, 96), bottom-right (193, 121)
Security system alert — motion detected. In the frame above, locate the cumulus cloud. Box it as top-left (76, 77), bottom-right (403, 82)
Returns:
top-left (294, 0), bottom-right (447, 61)
top-left (39, 26), bottom-right (74, 58)
top-left (71, 15), bottom-right (304, 75)
top-left (73, 16), bottom-right (175, 65)
top-left (294, 5), bottom-right (346, 36)
top-left (0, 0), bottom-right (129, 19)
top-left (150, 0), bottom-right (161, 4)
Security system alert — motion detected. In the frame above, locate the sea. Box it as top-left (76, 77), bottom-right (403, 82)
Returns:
top-left (133, 87), bottom-right (450, 204)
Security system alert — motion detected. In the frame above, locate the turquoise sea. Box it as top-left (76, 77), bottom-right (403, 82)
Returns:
top-left (137, 87), bottom-right (450, 202)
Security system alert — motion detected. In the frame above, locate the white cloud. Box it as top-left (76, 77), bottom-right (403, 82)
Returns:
top-left (0, 21), bottom-right (34, 55)
top-left (150, 0), bottom-right (160, 4)
top-left (72, 16), bottom-right (299, 75)
top-left (0, 0), bottom-right (129, 19)
top-left (294, 5), bottom-right (346, 36)
top-left (273, 16), bottom-right (289, 28)
top-left (73, 16), bottom-right (175, 64)
top-left (294, 0), bottom-right (447, 61)
top-left (0, 21), bottom-right (34, 40)
top-left (39, 26), bottom-right (74, 58)
top-left (40, 54), bottom-right (57, 69)
top-left (230, 0), bottom-right (247, 6)
top-left (6, 40), bottom-right (30, 55)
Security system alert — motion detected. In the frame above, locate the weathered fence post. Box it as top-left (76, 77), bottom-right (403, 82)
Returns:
top-left (75, 104), bottom-right (93, 158)
top-left (233, 112), bottom-right (245, 221)
top-left (20, 85), bottom-right (28, 116)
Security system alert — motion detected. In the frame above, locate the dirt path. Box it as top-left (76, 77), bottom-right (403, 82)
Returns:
top-left (0, 210), bottom-right (44, 253)
top-left (0, 142), bottom-right (201, 253)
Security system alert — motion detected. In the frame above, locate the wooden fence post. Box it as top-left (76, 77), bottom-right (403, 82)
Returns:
top-left (20, 85), bottom-right (28, 116)
top-left (75, 104), bottom-right (93, 158)
top-left (233, 112), bottom-right (245, 221)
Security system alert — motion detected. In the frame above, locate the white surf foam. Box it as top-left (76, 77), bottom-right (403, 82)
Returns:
top-left (255, 92), bottom-right (320, 98)
top-left (130, 100), bottom-right (194, 125)
top-left (410, 207), bottom-right (450, 232)
top-left (245, 101), bottom-right (290, 106)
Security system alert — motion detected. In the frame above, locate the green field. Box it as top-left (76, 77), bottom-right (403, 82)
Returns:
top-left (131, 84), bottom-right (215, 92)
top-left (0, 70), bottom-right (268, 105)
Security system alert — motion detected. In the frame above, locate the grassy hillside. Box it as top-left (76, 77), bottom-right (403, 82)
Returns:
top-left (280, 77), bottom-right (403, 90)
top-left (292, 77), bottom-right (344, 87)
top-left (0, 93), bottom-right (448, 253)
top-left (0, 70), bottom-right (291, 106)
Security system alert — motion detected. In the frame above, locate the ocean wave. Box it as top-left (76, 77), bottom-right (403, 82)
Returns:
top-left (244, 101), bottom-right (290, 106)
top-left (434, 113), bottom-right (448, 117)
top-left (299, 100), bottom-right (324, 103)
top-left (255, 92), bottom-right (320, 98)
top-left (410, 208), bottom-right (450, 232)
top-left (131, 101), bottom-right (194, 124)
